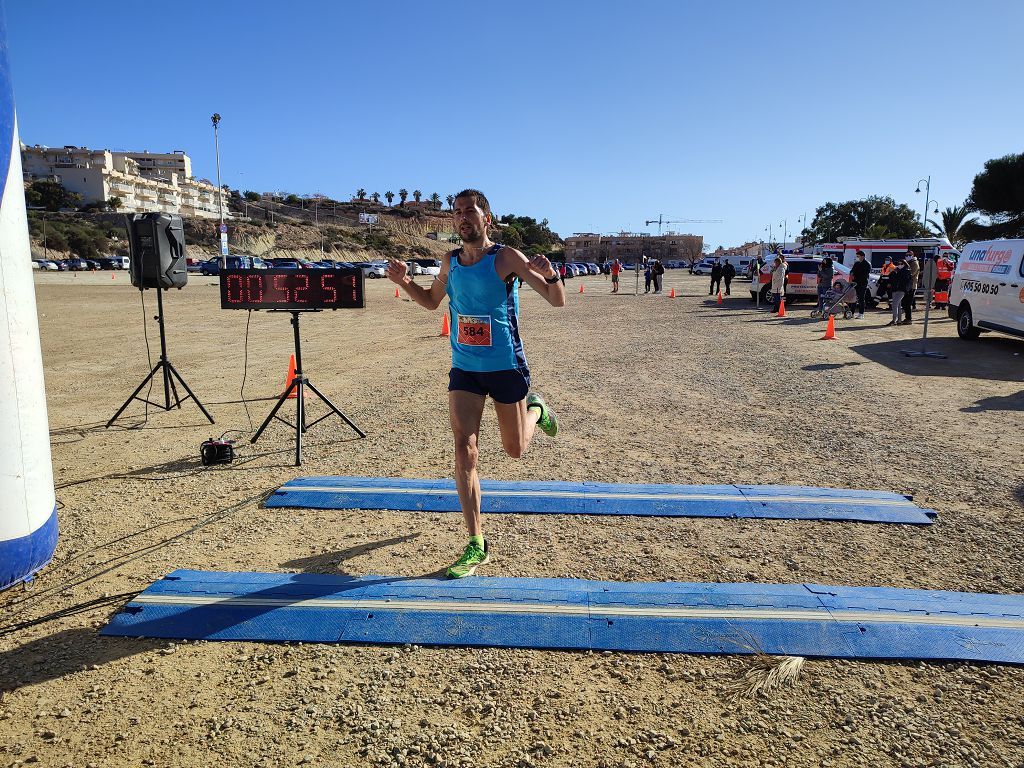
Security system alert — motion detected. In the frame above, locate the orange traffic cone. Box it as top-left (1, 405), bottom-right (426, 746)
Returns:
top-left (394, 286), bottom-right (400, 298)
top-left (579, 283), bottom-right (584, 294)
top-left (669, 287), bottom-right (675, 298)
top-left (440, 313), bottom-right (450, 337)
top-left (717, 291), bottom-right (723, 305)
top-left (283, 354), bottom-right (297, 399)
top-left (821, 314), bottom-right (836, 340)
top-left (777, 298), bottom-right (786, 317)
top-left (111, 272), bottom-right (115, 280)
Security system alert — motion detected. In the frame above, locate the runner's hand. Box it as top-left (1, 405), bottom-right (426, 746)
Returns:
top-left (528, 254), bottom-right (556, 279)
top-left (386, 258), bottom-right (408, 284)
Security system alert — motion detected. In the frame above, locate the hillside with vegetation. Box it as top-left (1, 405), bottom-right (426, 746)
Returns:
top-left (24, 180), bottom-right (563, 263)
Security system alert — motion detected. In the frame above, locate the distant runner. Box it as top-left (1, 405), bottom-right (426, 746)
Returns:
top-left (386, 189), bottom-right (565, 578)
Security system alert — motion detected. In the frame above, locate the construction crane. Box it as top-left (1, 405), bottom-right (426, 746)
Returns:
top-left (644, 214), bottom-right (723, 235)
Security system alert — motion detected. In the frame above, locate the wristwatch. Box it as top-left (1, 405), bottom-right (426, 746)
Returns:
top-left (544, 273), bottom-right (560, 284)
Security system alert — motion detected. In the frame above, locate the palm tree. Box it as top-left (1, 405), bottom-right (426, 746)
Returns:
top-left (446, 194), bottom-right (454, 210)
top-left (412, 189), bottom-right (422, 203)
top-left (429, 192), bottom-right (441, 209)
top-left (356, 188), bottom-right (367, 201)
top-left (928, 204), bottom-right (978, 248)
top-left (371, 192), bottom-right (380, 204)
top-left (385, 191), bottom-right (394, 206)
top-left (398, 188), bottom-right (408, 207)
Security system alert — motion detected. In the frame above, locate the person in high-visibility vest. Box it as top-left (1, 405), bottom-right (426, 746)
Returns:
top-left (878, 256), bottom-right (895, 305)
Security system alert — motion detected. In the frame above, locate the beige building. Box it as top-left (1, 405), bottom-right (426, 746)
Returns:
top-left (21, 144), bottom-right (227, 219)
top-left (564, 232), bottom-right (703, 264)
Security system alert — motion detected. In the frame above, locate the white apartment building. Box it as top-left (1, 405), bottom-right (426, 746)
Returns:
top-left (21, 144), bottom-right (228, 219)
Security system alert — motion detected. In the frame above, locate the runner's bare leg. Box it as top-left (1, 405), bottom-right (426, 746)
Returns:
top-left (493, 399), bottom-right (541, 459)
top-left (449, 390), bottom-right (487, 537)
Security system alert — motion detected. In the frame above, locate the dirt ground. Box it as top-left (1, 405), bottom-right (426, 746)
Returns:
top-left (2, 269), bottom-right (1023, 768)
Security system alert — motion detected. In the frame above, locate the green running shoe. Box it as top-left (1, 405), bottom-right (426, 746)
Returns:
top-left (446, 540), bottom-right (490, 579)
top-left (527, 392), bottom-right (558, 437)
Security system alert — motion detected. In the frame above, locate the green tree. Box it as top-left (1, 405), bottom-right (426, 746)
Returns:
top-left (802, 196), bottom-right (927, 245)
top-left (284, 193), bottom-right (302, 206)
top-left (356, 188), bottom-right (367, 201)
top-left (501, 222), bottom-right (524, 248)
top-left (398, 188), bottom-right (408, 207)
top-left (928, 204), bottom-right (978, 248)
top-left (385, 191), bottom-right (394, 206)
top-left (429, 192), bottom-right (441, 209)
top-left (371, 191), bottom-right (380, 204)
top-left (446, 194), bottom-right (455, 210)
top-left (497, 214), bottom-right (561, 249)
top-left (107, 196), bottom-right (122, 212)
top-left (25, 180), bottom-right (80, 212)
top-left (964, 152), bottom-right (1024, 239)
top-left (412, 189), bottom-right (422, 203)
top-left (243, 190), bottom-right (261, 202)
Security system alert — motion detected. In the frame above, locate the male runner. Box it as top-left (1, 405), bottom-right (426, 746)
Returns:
top-left (386, 189), bottom-right (565, 578)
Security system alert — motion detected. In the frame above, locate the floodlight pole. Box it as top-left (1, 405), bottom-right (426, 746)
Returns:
top-left (915, 176), bottom-right (931, 228)
top-left (212, 113), bottom-right (226, 267)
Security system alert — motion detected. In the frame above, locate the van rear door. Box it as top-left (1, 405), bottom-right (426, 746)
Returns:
top-left (990, 241), bottom-right (1024, 332)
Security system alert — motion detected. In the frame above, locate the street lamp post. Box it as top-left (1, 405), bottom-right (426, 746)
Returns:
top-left (212, 113), bottom-right (227, 267)
top-left (765, 224), bottom-right (773, 251)
top-left (779, 219), bottom-right (788, 251)
top-left (915, 176), bottom-right (932, 230)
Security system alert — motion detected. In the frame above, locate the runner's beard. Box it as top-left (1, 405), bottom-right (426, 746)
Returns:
top-left (460, 224), bottom-right (484, 244)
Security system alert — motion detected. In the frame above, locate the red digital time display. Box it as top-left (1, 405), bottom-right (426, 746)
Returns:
top-left (219, 269), bottom-right (365, 310)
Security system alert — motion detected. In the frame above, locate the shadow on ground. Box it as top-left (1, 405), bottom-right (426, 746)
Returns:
top-left (849, 335), bottom-right (1024, 381)
top-left (280, 534), bottom-right (424, 574)
top-left (0, 628), bottom-right (162, 692)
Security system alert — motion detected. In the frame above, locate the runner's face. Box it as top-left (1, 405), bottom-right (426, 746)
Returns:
top-left (453, 198), bottom-right (490, 244)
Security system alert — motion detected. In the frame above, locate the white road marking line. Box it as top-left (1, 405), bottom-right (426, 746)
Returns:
top-left (130, 594), bottom-right (1024, 629)
top-left (277, 486), bottom-right (918, 508)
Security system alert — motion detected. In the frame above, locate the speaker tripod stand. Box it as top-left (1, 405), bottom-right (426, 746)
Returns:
top-left (251, 310), bottom-right (365, 466)
top-left (107, 287), bottom-right (214, 428)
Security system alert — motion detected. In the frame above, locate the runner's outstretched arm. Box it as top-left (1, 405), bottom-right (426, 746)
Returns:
top-left (502, 248), bottom-right (565, 307)
top-left (386, 257), bottom-right (449, 310)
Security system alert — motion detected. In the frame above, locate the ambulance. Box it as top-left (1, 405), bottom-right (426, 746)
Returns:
top-left (948, 239), bottom-right (1024, 340)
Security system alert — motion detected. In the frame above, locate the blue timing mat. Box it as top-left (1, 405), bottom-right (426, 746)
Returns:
top-left (103, 570), bottom-right (1024, 664)
top-left (264, 476), bottom-right (937, 524)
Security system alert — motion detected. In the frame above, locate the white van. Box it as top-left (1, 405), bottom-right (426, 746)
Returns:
top-left (948, 239), bottom-right (1024, 340)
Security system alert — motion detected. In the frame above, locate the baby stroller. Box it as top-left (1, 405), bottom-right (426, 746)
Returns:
top-left (809, 278), bottom-right (857, 320)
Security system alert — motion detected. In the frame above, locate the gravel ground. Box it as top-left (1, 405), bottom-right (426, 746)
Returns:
top-left (2, 269), bottom-right (1023, 768)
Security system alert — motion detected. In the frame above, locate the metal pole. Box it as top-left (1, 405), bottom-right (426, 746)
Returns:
top-left (922, 176), bottom-right (931, 228)
top-left (212, 113), bottom-right (226, 267)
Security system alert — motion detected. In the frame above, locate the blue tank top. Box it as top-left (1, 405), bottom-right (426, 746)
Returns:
top-left (446, 244), bottom-right (527, 373)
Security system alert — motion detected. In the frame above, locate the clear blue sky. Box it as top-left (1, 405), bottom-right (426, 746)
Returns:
top-left (5, 0), bottom-right (1023, 247)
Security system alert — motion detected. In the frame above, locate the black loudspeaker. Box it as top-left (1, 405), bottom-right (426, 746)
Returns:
top-left (127, 213), bottom-right (188, 290)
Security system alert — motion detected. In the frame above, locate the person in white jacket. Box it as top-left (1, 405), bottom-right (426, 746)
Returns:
top-left (770, 255), bottom-right (787, 311)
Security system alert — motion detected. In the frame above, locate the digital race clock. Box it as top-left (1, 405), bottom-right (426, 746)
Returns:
top-left (219, 268), bottom-right (365, 310)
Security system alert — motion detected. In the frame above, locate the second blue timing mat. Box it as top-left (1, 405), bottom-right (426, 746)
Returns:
top-left (264, 476), bottom-right (936, 524)
top-left (103, 570), bottom-right (1024, 665)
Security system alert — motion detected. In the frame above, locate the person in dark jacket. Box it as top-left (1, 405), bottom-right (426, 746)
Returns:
top-left (709, 260), bottom-right (723, 296)
top-left (722, 261), bottom-right (736, 295)
top-left (849, 249), bottom-right (871, 319)
top-left (886, 256), bottom-right (911, 325)
top-left (652, 259), bottom-right (665, 294)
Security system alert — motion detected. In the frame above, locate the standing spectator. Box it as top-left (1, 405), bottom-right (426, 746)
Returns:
top-left (610, 258), bottom-right (622, 294)
top-left (652, 259), bottom-right (665, 294)
top-left (769, 255), bottom-right (787, 311)
top-left (816, 256), bottom-right (835, 310)
top-left (905, 250), bottom-right (921, 312)
top-left (722, 261), bottom-right (736, 296)
top-left (643, 261), bottom-right (652, 293)
top-left (709, 259), bottom-right (723, 296)
top-left (850, 249), bottom-right (871, 320)
top-left (558, 261), bottom-right (567, 286)
top-left (887, 256), bottom-right (911, 326)
top-left (878, 256), bottom-right (894, 304)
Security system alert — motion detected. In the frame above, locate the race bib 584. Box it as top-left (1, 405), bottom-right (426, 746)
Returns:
top-left (457, 314), bottom-right (492, 346)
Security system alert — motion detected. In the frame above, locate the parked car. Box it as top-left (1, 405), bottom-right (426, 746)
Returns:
top-left (691, 258), bottom-right (717, 276)
top-left (187, 260), bottom-right (204, 273)
top-left (412, 258), bottom-right (442, 276)
top-left (359, 262), bottom-right (386, 278)
top-left (949, 239), bottom-right (1024, 340)
top-left (36, 259), bottom-right (59, 271)
top-left (749, 257), bottom-right (879, 305)
top-left (266, 258), bottom-right (303, 270)
top-left (586, 263), bottom-right (600, 275)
